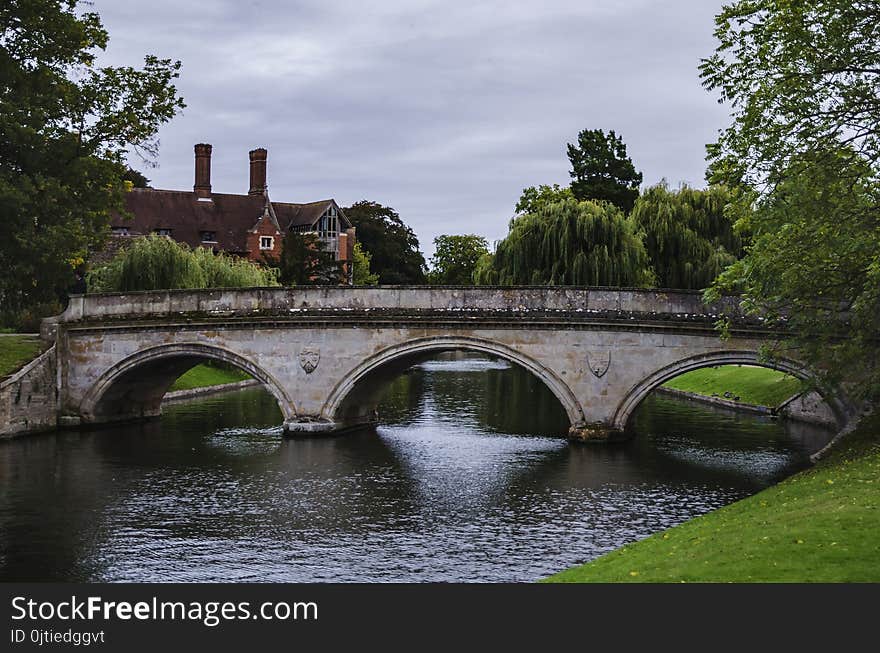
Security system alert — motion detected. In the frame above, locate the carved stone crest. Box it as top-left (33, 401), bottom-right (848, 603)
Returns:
top-left (587, 351), bottom-right (611, 378)
top-left (299, 348), bottom-right (320, 374)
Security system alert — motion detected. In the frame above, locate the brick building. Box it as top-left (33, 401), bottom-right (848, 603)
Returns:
top-left (108, 144), bottom-right (356, 280)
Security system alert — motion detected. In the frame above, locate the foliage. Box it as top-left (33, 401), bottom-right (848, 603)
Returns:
top-left (427, 234), bottom-right (490, 285)
top-left (352, 242), bottom-right (379, 285)
top-left (122, 168), bottom-right (150, 188)
top-left (474, 197), bottom-right (654, 286)
top-left (0, 0), bottom-right (184, 324)
top-left (661, 364), bottom-right (803, 407)
top-left (700, 0), bottom-right (880, 191)
top-left (630, 182), bottom-right (745, 289)
top-left (701, 1), bottom-right (880, 399)
top-left (88, 235), bottom-right (278, 291)
top-left (515, 184), bottom-right (574, 215)
top-left (567, 129), bottom-right (643, 212)
top-left (544, 413), bottom-right (880, 583)
top-left (342, 201), bottom-right (427, 284)
top-left (276, 231), bottom-right (343, 286)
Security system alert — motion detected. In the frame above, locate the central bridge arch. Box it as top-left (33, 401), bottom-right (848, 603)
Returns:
top-left (320, 336), bottom-right (586, 432)
top-left (79, 342), bottom-right (295, 425)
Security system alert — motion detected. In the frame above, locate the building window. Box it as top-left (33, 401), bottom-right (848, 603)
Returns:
top-left (260, 236), bottom-right (274, 250)
top-left (200, 231), bottom-right (217, 242)
top-left (111, 227), bottom-right (130, 236)
top-left (154, 228), bottom-right (173, 237)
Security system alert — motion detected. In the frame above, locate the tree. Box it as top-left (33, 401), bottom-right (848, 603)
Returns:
top-left (88, 235), bottom-right (278, 291)
top-left (276, 231), bottom-right (343, 286)
top-left (515, 184), bottom-right (574, 214)
top-left (427, 235), bottom-right (490, 285)
top-left (352, 242), bottom-right (379, 285)
top-left (0, 1), bottom-right (184, 325)
top-left (342, 201), bottom-right (427, 284)
top-left (630, 182), bottom-right (745, 289)
top-left (567, 129), bottom-right (643, 212)
top-left (474, 197), bottom-right (654, 286)
top-left (701, 0), bottom-right (880, 399)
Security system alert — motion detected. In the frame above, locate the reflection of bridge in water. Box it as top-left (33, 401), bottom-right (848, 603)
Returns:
top-left (44, 286), bottom-right (855, 442)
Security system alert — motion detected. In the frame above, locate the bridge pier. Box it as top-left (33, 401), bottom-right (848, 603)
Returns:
top-left (567, 423), bottom-right (629, 444)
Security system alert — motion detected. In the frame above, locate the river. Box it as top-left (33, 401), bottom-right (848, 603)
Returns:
top-left (0, 354), bottom-right (834, 582)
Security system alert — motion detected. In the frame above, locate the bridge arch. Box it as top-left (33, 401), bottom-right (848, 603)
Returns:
top-left (79, 343), bottom-right (295, 424)
top-left (611, 349), bottom-right (852, 432)
top-left (321, 336), bottom-right (586, 430)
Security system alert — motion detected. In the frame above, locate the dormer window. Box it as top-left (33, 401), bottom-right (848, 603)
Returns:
top-left (260, 236), bottom-right (274, 250)
top-left (200, 231), bottom-right (217, 243)
top-left (111, 226), bottom-right (130, 236)
top-left (154, 228), bottom-right (173, 237)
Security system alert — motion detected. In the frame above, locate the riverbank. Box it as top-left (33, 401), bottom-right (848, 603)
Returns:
top-left (661, 364), bottom-right (802, 407)
top-left (544, 411), bottom-right (880, 582)
top-left (0, 335), bottom-right (44, 378)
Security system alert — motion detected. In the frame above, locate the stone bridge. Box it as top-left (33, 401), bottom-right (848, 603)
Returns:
top-left (43, 287), bottom-right (855, 441)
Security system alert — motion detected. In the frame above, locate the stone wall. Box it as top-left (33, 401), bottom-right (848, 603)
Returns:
top-left (0, 346), bottom-right (57, 437)
top-left (777, 390), bottom-right (838, 427)
top-left (55, 286), bottom-right (748, 323)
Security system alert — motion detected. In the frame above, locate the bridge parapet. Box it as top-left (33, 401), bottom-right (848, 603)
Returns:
top-left (54, 286), bottom-right (749, 324)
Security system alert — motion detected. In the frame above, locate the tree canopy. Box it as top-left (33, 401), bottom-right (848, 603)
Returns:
top-left (276, 232), bottom-right (343, 286)
top-left (567, 129), bottom-right (643, 212)
top-left (701, 0), bottom-right (880, 398)
top-left (352, 241), bottom-right (379, 285)
top-left (630, 182), bottom-right (745, 289)
top-left (515, 184), bottom-right (574, 215)
top-left (427, 235), bottom-right (490, 285)
top-left (88, 235), bottom-right (278, 291)
top-left (0, 0), bottom-right (184, 325)
top-left (474, 197), bottom-right (654, 286)
top-left (342, 201), bottom-right (427, 284)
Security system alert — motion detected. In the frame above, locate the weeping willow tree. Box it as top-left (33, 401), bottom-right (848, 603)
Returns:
top-left (88, 235), bottom-right (278, 291)
top-left (630, 183), bottom-right (745, 289)
top-left (475, 198), bottom-right (654, 286)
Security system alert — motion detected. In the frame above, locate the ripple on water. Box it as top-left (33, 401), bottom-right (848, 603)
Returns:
top-left (0, 366), bottom-right (833, 583)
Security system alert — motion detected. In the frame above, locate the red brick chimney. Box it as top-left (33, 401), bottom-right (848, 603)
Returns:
top-left (249, 148), bottom-right (268, 195)
top-left (194, 143), bottom-right (212, 198)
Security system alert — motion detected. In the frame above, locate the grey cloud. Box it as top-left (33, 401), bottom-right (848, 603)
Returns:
top-left (94, 0), bottom-right (730, 256)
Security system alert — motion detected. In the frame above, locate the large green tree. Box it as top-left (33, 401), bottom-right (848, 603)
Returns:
top-left (474, 197), bottom-right (654, 286)
top-left (427, 234), bottom-right (489, 285)
top-left (567, 129), bottom-right (643, 212)
top-left (701, 0), bottom-right (880, 398)
top-left (631, 182), bottom-right (745, 289)
top-left (276, 232), bottom-right (343, 286)
top-left (342, 201), bottom-right (427, 284)
top-left (0, 1), bottom-right (184, 324)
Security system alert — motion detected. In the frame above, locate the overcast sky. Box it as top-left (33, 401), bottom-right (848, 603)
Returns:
top-left (93, 0), bottom-right (731, 261)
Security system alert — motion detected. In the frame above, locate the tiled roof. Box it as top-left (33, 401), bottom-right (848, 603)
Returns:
top-left (111, 189), bottom-right (351, 255)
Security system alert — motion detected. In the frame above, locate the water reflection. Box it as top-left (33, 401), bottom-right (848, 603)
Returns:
top-left (0, 354), bottom-right (834, 582)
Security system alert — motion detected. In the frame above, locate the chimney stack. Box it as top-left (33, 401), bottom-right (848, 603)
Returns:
top-left (193, 143), bottom-right (212, 198)
top-left (249, 148), bottom-right (268, 195)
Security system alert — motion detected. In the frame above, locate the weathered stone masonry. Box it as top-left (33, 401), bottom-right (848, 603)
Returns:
top-left (40, 286), bottom-right (859, 442)
top-left (0, 346), bottom-right (57, 437)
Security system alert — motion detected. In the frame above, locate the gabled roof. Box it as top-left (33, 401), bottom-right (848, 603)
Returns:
top-left (112, 190), bottom-right (351, 254)
top-left (272, 199), bottom-right (352, 230)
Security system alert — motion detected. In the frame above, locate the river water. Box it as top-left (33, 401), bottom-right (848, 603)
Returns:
top-left (0, 355), bottom-right (834, 582)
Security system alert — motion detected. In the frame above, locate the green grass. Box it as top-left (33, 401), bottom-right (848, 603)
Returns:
top-left (544, 413), bottom-right (880, 583)
top-left (662, 364), bottom-right (804, 407)
top-left (0, 336), bottom-right (45, 377)
top-left (168, 363), bottom-right (251, 392)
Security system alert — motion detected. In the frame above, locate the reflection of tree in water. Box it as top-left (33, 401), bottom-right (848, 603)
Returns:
top-left (375, 353), bottom-right (569, 436)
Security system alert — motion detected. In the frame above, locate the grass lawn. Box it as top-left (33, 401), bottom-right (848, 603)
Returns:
top-left (168, 363), bottom-right (252, 392)
top-left (662, 364), bottom-right (804, 407)
top-left (0, 335), bottom-right (45, 377)
top-left (544, 413), bottom-right (880, 583)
